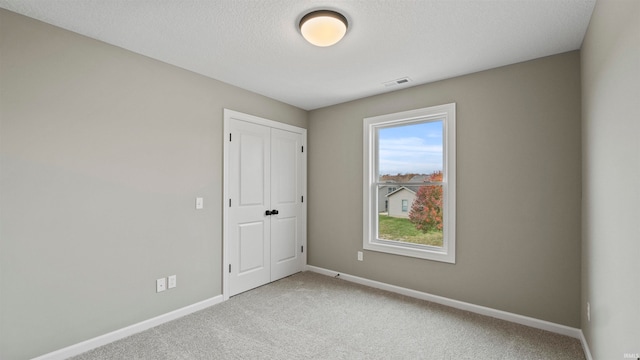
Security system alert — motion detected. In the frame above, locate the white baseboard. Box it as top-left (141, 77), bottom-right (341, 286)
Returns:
top-left (579, 330), bottom-right (594, 360)
top-left (32, 295), bottom-right (224, 360)
top-left (306, 265), bottom-right (583, 339)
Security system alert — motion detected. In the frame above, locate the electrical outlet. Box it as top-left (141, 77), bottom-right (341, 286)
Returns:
top-left (156, 278), bottom-right (166, 293)
top-left (357, 251), bottom-right (363, 261)
top-left (587, 302), bottom-right (590, 322)
top-left (196, 197), bottom-right (204, 210)
top-left (168, 275), bottom-right (177, 289)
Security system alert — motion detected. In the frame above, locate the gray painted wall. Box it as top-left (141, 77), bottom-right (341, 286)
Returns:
top-left (308, 51), bottom-right (582, 328)
top-left (581, 0), bottom-right (640, 358)
top-left (9, 3), bottom-right (638, 359)
top-left (0, 10), bottom-right (307, 360)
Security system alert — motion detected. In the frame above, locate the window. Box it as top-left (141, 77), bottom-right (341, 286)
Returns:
top-left (363, 103), bottom-right (456, 263)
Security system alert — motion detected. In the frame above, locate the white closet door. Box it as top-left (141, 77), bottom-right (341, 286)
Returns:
top-left (228, 119), bottom-right (271, 296)
top-left (270, 128), bottom-right (304, 281)
top-left (226, 114), bottom-right (305, 297)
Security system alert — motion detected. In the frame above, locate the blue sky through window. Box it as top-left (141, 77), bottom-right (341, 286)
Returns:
top-left (378, 120), bottom-right (443, 176)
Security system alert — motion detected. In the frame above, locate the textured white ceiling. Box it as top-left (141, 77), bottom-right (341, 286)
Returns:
top-left (0, 0), bottom-right (595, 110)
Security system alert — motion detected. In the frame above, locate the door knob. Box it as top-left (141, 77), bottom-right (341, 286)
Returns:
top-left (265, 210), bottom-right (272, 216)
top-left (271, 209), bottom-right (279, 215)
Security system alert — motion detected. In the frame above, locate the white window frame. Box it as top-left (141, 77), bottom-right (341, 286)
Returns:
top-left (363, 103), bottom-right (456, 263)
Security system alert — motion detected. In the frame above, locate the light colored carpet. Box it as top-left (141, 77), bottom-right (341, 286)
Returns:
top-left (71, 271), bottom-right (586, 359)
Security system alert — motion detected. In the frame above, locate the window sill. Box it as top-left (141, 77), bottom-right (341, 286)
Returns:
top-left (363, 239), bottom-right (455, 263)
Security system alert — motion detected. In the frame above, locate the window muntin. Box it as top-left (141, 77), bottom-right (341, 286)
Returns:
top-left (363, 103), bottom-right (456, 263)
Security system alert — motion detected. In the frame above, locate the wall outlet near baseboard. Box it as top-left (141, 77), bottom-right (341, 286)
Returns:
top-left (587, 301), bottom-right (590, 322)
top-left (156, 278), bottom-right (167, 293)
top-left (357, 251), bottom-right (363, 261)
top-left (168, 275), bottom-right (177, 289)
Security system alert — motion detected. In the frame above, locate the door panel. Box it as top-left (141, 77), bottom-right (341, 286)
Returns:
top-left (238, 222), bottom-right (266, 273)
top-left (239, 133), bottom-right (266, 206)
top-left (229, 120), bottom-right (270, 296)
top-left (270, 129), bottom-right (303, 281)
top-left (272, 134), bottom-right (297, 204)
top-left (272, 217), bottom-right (297, 263)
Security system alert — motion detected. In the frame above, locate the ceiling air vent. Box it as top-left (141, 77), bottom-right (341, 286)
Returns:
top-left (383, 77), bottom-right (412, 87)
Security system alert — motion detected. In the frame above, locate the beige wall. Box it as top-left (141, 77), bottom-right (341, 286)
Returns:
top-left (581, 0), bottom-right (640, 358)
top-left (387, 189), bottom-right (415, 218)
top-left (0, 9), bottom-right (306, 360)
top-left (308, 51), bottom-right (582, 327)
top-left (10, 2), bottom-right (638, 358)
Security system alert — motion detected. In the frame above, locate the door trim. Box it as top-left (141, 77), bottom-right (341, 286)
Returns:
top-left (223, 109), bottom-right (307, 300)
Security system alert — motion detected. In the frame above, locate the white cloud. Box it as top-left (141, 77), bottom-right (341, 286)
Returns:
top-left (379, 137), bottom-right (442, 175)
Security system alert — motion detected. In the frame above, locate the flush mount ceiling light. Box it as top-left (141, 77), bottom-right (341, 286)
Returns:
top-left (299, 10), bottom-right (348, 47)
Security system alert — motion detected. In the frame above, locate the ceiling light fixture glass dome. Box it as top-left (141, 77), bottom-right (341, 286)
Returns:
top-left (299, 10), bottom-right (348, 47)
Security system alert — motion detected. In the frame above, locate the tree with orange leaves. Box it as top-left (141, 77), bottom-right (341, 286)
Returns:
top-left (409, 171), bottom-right (443, 233)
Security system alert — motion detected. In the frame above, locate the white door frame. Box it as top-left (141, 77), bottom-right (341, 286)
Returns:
top-left (222, 109), bottom-right (307, 301)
